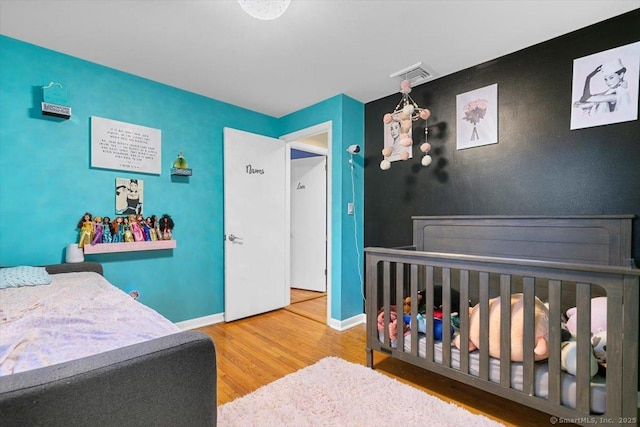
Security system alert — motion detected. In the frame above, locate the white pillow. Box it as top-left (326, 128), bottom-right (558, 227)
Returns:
top-left (0, 266), bottom-right (52, 289)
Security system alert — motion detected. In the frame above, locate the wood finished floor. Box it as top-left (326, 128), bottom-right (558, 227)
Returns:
top-left (197, 290), bottom-right (564, 427)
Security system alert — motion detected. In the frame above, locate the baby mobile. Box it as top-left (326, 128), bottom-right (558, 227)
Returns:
top-left (380, 79), bottom-right (433, 170)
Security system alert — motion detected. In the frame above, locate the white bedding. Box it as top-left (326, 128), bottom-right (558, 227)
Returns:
top-left (0, 272), bottom-right (180, 376)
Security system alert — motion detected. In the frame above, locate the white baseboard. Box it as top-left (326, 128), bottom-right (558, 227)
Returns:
top-left (328, 313), bottom-right (365, 331)
top-left (175, 312), bottom-right (224, 330)
top-left (177, 311), bottom-right (366, 332)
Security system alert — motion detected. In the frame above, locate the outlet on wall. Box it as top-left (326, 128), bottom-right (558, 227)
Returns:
top-left (347, 202), bottom-right (354, 215)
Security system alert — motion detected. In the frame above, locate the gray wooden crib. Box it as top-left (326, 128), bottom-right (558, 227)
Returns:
top-left (365, 216), bottom-right (638, 425)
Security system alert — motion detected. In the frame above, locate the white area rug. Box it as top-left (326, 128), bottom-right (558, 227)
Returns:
top-left (218, 357), bottom-right (504, 427)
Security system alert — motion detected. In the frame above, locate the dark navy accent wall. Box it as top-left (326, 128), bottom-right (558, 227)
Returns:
top-left (364, 10), bottom-right (640, 265)
top-left (291, 149), bottom-right (322, 159)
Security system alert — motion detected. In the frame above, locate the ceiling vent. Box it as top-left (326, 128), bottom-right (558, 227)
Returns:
top-left (389, 62), bottom-right (436, 86)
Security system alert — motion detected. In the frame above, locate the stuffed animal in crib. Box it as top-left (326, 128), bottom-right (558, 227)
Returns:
top-left (560, 340), bottom-right (598, 377)
top-left (403, 287), bottom-right (461, 315)
top-left (590, 330), bottom-right (606, 367)
top-left (377, 305), bottom-right (409, 348)
top-left (422, 310), bottom-right (455, 340)
top-left (405, 310), bottom-right (455, 340)
top-left (403, 290), bottom-right (426, 315)
top-left (403, 289), bottom-right (456, 340)
top-left (454, 293), bottom-right (550, 362)
top-left (565, 296), bottom-right (607, 366)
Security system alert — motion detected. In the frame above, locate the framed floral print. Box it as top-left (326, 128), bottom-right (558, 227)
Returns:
top-left (456, 84), bottom-right (498, 150)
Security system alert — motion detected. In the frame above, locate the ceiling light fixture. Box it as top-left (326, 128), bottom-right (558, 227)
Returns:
top-left (237, 0), bottom-right (291, 20)
top-left (380, 80), bottom-right (433, 171)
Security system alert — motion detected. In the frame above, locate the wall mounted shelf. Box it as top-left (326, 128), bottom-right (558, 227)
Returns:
top-left (83, 240), bottom-right (176, 254)
top-left (171, 167), bottom-right (192, 176)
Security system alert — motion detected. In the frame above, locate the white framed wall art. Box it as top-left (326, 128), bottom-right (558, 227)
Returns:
top-left (570, 41), bottom-right (639, 130)
top-left (456, 83), bottom-right (498, 150)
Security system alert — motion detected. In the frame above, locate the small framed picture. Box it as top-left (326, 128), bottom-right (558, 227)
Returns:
top-left (383, 113), bottom-right (412, 162)
top-left (115, 178), bottom-right (144, 215)
top-left (456, 84), bottom-right (498, 150)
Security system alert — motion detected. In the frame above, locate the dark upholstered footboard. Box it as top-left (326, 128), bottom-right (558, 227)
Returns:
top-left (0, 331), bottom-right (217, 427)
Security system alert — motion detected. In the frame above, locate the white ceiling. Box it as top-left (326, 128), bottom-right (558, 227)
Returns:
top-left (1, 1), bottom-right (638, 118)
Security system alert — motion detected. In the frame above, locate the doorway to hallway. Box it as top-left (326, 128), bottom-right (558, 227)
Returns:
top-left (285, 288), bottom-right (327, 324)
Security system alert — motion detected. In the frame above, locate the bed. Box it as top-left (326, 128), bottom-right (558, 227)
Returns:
top-left (365, 216), bottom-right (639, 426)
top-left (0, 262), bottom-right (217, 427)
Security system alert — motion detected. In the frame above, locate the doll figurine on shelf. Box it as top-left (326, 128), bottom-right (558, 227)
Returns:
top-left (77, 212), bottom-right (94, 248)
top-left (91, 216), bottom-right (103, 245)
top-left (111, 217), bottom-right (124, 243)
top-left (130, 214), bottom-right (145, 242)
top-left (141, 216), bottom-right (153, 241)
top-left (136, 214), bottom-right (151, 241)
top-left (102, 217), bottom-right (112, 243)
top-left (160, 214), bottom-right (174, 240)
top-left (151, 215), bottom-right (162, 240)
top-left (145, 217), bottom-right (158, 241)
top-left (123, 216), bottom-right (134, 242)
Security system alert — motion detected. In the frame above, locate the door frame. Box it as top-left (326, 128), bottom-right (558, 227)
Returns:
top-left (281, 121), bottom-right (332, 325)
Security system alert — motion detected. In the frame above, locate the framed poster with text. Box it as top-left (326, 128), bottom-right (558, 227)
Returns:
top-left (91, 116), bottom-right (161, 174)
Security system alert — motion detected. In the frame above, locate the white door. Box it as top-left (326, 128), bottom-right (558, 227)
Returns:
top-left (224, 127), bottom-right (287, 321)
top-left (290, 156), bottom-right (327, 292)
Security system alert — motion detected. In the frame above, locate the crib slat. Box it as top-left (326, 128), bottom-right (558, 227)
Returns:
top-left (575, 283), bottom-right (591, 414)
top-left (547, 280), bottom-right (562, 405)
top-left (397, 263), bottom-right (405, 352)
top-left (366, 257), bottom-right (377, 368)
top-left (500, 275), bottom-right (512, 387)
top-left (606, 288), bottom-right (623, 417)
top-left (425, 266), bottom-right (434, 363)
top-left (383, 262), bottom-right (391, 348)
top-left (396, 264), bottom-right (405, 350)
top-left (460, 270), bottom-right (470, 374)
top-left (442, 268), bottom-right (451, 368)
top-left (410, 264), bottom-right (418, 357)
top-left (522, 277), bottom-right (535, 396)
top-left (479, 272), bottom-right (490, 380)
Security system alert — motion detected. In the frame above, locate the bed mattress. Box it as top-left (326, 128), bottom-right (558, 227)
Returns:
top-left (0, 271), bottom-right (180, 376)
top-left (380, 332), bottom-right (606, 414)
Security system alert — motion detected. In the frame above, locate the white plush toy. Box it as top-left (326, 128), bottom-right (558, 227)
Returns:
top-left (565, 297), bottom-right (607, 337)
top-left (560, 340), bottom-right (598, 377)
top-left (565, 296), bottom-right (607, 366)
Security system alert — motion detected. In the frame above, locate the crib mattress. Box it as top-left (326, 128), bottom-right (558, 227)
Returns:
top-left (380, 332), bottom-right (606, 414)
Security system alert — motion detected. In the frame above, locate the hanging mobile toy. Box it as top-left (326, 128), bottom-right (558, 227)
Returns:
top-left (380, 79), bottom-right (433, 170)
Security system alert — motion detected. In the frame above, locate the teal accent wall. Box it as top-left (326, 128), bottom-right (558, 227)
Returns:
top-left (0, 35), bottom-right (364, 323)
top-left (279, 95), bottom-right (365, 321)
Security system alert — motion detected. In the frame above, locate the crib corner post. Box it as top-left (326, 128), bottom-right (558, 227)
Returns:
top-left (365, 347), bottom-right (374, 368)
top-left (621, 273), bottom-right (639, 417)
